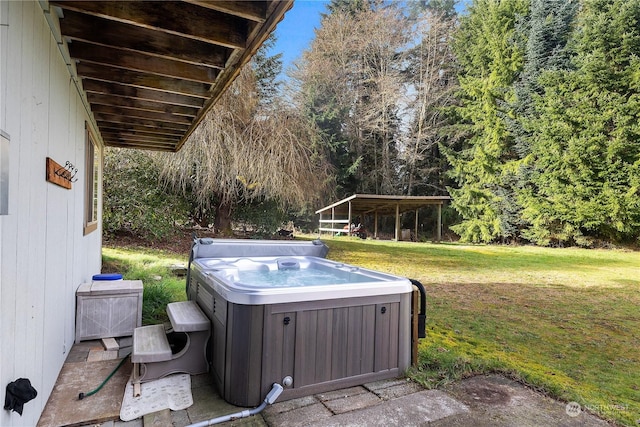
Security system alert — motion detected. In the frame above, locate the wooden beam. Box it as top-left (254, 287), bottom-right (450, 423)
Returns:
top-left (437, 204), bottom-right (442, 242)
top-left (97, 121), bottom-right (185, 137)
top-left (331, 208), bottom-right (335, 237)
top-left (82, 79), bottom-right (204, 108)
top-left (56, 9), bottom-right (230, 68)
top-left (102, 135), bottom-right (179, 146)
top-left (76, 63), bottom-right (211, 98)
top-left (105, 141), bottom-right (177, 152)
top-left (51, 0), bottom-right (293, 154)
top-left (87, 93), bottom-right (199, 117)
top-left (348, 201), bottom-right (352, 236)
top-left (69, 41), bottom-right (220, 84)
top-left (103, 137), bottom-right (180, 148)
top-left (100, 130), bottom-right (182, 144)
top-left (90, 104), bottom-right (193, 125)
top-left (52, 1), bottom-right (248, 49)
top-left (102, 138), bottom-right (180, 149)
top-left (374, 211), bottom-right (378, 239)
top-left (94, 112), bottom-right (190, 131)
top-left (395, 204), bottom-right (400, 241)
top-left (184, 1), bottom-right (268, 22)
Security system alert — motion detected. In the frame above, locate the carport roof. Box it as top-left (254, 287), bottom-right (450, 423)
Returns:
top-left (316, 194), bottom-right (451, 216)
top-left (49, 0), bottom-right (293, 152)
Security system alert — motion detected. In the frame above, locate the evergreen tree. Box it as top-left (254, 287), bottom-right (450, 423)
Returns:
top-left (408, 0), bottom-right (457, 19)
top-left (494, 0), bottom-right (579, 242)
top-left (511, 0), bottom-right (578, 158)
top-left (298, 74), bottom-right (355, 195)
top-left (522, 0), bottom-right (640, 246)
top-left (445, 0), bottom-right (529, 243)
top-left (252, 33), bottom-right (283, 107)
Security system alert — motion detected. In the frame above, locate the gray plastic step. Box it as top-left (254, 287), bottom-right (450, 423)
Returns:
top-left (132, 324), bottom-right (172, 363)
top-left (167, 301), bottom-right (210, 333)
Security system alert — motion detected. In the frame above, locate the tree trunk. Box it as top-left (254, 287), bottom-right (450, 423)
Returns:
top-left (214, 202), bottom-right (233, 236)
top-left (193, 205), bottom-right (211, 228)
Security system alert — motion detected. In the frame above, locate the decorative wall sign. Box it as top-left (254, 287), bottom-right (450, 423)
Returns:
top-left (46, 157), bottom-right (77, 189)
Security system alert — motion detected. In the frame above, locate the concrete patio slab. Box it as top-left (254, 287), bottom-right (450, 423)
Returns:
top-left (320, 388), bottom-right (382, 415)
top-left (262, 401), bottom-right (334, 427)
top-left (365, 378), bottom-right (426, 400)
top-left (56, 342), bottom-right (614, 427)
top-left (310, 389), bottom-right (469, 426)
top-left (439, 374), bottom-right (612, 427)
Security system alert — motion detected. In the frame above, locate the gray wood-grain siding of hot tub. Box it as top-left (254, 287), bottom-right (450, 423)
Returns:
top-left (190, 275), bottom-right (411, 407)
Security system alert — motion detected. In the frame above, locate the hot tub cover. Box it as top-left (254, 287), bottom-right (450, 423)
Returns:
top-left (191, 238), bottom-right (329, 259)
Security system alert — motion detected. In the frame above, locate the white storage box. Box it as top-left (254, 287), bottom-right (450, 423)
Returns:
top-left (75, 279), bottom-right (143, 343)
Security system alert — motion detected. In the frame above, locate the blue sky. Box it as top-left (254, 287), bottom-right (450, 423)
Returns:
top-left (269, 1), bottom-right (469, 73)
top-left (270, 0), bottom-right (329, 72)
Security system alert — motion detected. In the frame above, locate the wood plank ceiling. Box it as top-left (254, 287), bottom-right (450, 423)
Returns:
top-left (50, 0), bottom-right (293, 152)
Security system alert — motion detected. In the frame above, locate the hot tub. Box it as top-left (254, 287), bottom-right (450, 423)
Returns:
top-left (187, 238), bottom-right (412, 407)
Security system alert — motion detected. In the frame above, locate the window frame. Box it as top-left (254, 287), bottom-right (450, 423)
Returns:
top-left (83, 125), bottom-right (99, 235)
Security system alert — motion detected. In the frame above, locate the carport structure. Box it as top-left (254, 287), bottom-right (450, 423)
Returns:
top-left (316, 194), bottom-right (451, 241)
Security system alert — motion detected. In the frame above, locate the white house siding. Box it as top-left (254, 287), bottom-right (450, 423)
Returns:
top-left (0, 2), bottom-right (103, 426)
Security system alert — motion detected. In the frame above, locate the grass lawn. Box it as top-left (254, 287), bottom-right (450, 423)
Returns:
top-left (101, 246), bottom-right (188, 325)
top-left (103, 237), bottom-right (639, 426)
top-left (323, 237), bottom-right (639, 426)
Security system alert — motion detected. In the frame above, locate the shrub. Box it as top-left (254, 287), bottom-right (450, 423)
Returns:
top-left (103, 148), bottom-right (192, 239)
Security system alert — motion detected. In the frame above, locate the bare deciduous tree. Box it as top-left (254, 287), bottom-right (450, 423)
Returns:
top-left (401, 10), bottom-right (458, 196)
top-left (155, 68), bottom-right (330, 234)
top-left (296, 3), bottom-right (408, 195)
top-left (357, 5), bottom-right (408, 194)
top-left (294, 2), bottom-right (459, 200)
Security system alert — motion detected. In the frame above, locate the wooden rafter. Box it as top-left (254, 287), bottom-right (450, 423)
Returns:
top-left (59, 10), bottom-right (230, 68)
top-left (49, 0), bottom-right (293, 151)
top-left (81, 80), bottom-right (205, 108)
top-left (52, 1), bottom-right (249, 48)
top-left (68, 41), bottom-right (221, 84)
top-left (184, 0), bottom-right (268, 22)
top-left (86, 93), bottom-right (200, 117)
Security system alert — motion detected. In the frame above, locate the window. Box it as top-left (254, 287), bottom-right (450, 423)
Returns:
top-left (83, 126), bottom-right (99, 235)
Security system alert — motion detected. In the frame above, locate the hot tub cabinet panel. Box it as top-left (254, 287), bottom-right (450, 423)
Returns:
top-left (262, 295), bottom-right (411, 403)
top-left (192, 274), bottom-right (411, 407)
top-left (187, 240), bottom-right (412, 407)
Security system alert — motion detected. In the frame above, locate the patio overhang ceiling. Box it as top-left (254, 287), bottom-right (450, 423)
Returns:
top-left (50, 0), bottom-right (293, 152)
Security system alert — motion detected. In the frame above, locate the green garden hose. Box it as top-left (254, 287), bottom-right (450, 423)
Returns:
top-left (78, 354), bottom-right (130, 400)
